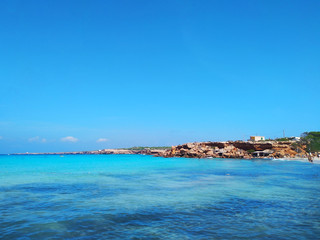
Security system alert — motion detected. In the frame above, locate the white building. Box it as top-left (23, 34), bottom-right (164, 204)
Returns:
top-left (291, 137), bottom-right (301, 141)
top-left (249, 136), bottom-right (265, 141)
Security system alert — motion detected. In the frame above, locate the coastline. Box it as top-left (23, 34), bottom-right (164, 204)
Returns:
top-left (11, 140), bottom-right (317, 162)
top-left (11, 148), bottom-right (167, 156)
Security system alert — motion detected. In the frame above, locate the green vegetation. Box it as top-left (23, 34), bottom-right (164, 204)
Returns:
top-left (247, 149), bottom-right (255, 153)
top-left (301, 132), bottom-right (320, 153)
top-left (264, 138), bottom-right (274, 141)
top-left (275, 137), bottom-right (292, 141)
top-left (121, 146), bottom-right (171, 150)
top-left (276, 137), bottom-right (302, 141)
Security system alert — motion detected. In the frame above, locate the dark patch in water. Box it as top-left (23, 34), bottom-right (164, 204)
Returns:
top-left (3, 202), bottom-right (320, 240)
top-left (1, 202), bottom-right (320, 239)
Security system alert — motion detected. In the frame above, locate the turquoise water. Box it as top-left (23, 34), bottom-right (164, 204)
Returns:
top-left (0, 155), bottom-right (319, 239)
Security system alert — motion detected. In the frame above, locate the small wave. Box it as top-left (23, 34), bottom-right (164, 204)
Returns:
top-left (272, 158), bottom-right (320, 164)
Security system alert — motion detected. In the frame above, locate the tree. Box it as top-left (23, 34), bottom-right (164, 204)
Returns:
top-left (301, 132), bottom-right (320, 153)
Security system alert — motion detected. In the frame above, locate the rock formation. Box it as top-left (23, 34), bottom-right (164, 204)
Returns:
top-left (158, 141), bottom-right (308, 159)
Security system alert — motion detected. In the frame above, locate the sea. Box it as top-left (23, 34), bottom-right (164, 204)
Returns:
top-left (0, 154), bottom-right (319, 239)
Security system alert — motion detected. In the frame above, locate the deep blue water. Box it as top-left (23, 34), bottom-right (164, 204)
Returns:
top-left (0, 154), bottom-right (319, 239)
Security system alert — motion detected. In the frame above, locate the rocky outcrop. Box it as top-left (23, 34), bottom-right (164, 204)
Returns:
top-left (160, 142), bottom-right (248, 159)
top-left (232, 141), bottom-right (273, 151)
top-left (269, 142), bottom-right (306, 158)
top-left (158, 141), bottom-right (308, 159)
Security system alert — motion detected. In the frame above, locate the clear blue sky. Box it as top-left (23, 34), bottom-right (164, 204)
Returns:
top-left (0, 0), bottom-right (319, 153)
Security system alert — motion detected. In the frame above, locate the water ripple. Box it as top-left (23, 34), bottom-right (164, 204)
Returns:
top-left (0, 155), bottom-right (320, 239)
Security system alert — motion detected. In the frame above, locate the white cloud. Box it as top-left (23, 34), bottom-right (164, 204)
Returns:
top-left (28, 136), bottom-right (39, 142)
top-left (28, 136), bottom-right (47, 143)
top-left (97, 138), bottom-right (109, 143)
top-left (61, 136), bottom-right (78, 142)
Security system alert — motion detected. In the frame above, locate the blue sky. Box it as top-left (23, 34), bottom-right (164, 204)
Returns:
top-left (0, 0), bottom-right (319, 153)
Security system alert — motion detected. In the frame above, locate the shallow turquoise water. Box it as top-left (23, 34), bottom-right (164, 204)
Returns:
top-left (0, 154), bottom-right (319, 239)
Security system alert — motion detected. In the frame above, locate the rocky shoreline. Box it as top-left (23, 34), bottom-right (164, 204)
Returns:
top-left (13, 140), bottom-right (314, 160)
top-left (156, 141), bottom-right (308, 159)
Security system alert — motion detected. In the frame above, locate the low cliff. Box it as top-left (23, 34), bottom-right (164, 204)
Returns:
top-left (157, 141), bottom-right (307, 159)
